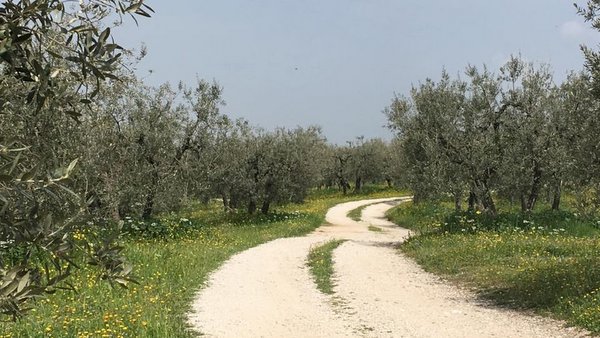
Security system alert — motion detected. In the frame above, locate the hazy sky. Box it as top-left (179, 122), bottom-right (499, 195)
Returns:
top-left (115, 0), bottom-right (600, 144)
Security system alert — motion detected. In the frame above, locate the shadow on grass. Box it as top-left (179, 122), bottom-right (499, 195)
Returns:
top-left (477, 257), bottom-right (600, 310)
top-left (393, 199), bottom-right (600, 333)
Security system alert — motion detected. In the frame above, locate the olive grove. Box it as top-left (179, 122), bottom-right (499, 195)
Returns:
top-left (0, 0), bottom-right (401, 320)
top-left (380, 2), bottom-right (600, 216)
top-left (385, 56), bottom-right (600, 216)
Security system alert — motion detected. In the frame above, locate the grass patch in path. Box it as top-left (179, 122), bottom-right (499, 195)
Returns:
top-left (347, 204), bottom-right (369, 221)
top-left (368, 225), bottom-right (383, 232)
top-left (0, 186), bottom-right (403, 337)
top-left (307, 240), bottom-right (346, 294)
top-left (387, 199), bottom-right (600, 334)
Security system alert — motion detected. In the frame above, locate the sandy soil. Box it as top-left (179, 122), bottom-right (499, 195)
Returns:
top-left (188, 197), bottom-right (588, 337)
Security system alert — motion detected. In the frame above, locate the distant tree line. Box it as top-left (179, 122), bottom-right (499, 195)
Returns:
top-left (320, 136), bottom-right (399, 194)
top-left (2, 69), bottom-right (399, 221)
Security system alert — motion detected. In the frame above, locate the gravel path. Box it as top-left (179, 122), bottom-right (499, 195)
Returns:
top-left (188, 197), bottom-right (588, 337)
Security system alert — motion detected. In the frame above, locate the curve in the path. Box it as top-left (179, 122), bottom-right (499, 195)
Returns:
top-left (188, 197), bottom-right (588, 338)
top-left (333, 201), bottom-right (586, 337)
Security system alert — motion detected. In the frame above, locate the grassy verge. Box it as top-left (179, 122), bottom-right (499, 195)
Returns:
top-left (387, 200), bottom-right (600, 334)
top-left (1, 186), bottom-right (402, 338)
top-left (385, 201), bottom-right (454, 234)
top-left (307, 240), bottom-right (346, 294)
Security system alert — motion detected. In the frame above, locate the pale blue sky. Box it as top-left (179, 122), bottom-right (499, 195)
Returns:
top-left (116, 1), bottom-right (600, 144)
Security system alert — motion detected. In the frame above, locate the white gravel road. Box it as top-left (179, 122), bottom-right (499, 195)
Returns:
top-left (188, 197), bottom-right (588, 337)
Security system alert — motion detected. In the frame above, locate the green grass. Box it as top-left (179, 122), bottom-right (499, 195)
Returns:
top-left (307, 240), bottom-right (346, 294)
top-left (367, 225), bottom-right (383, 232)
top-left (0, 185), bottom-right (403, 338)
top-left (387, 199), bottom-right (600, 334)
top-left (347, 204), bottom-right (368, 221)
top-left (385, 201), bottom-right (454, 234)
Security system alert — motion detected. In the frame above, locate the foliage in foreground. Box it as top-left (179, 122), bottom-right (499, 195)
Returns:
top-left (0, 187), bottom-right (400, 337)
top-left (387, 201), bottom-right (600, 334)
top-left (307, 240), bottom-right (346, 295)
top-left (0, 0), bottom-right (152, 320)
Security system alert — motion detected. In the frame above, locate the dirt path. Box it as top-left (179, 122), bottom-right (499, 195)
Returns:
top-left (188, 197), bottom-right (587, 337)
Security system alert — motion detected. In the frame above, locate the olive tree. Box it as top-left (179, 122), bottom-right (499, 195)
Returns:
top-left (207, 126), bottom-right (327, 214)
top-left (385, 71), bottom-right (470, 207)
top-left (76, 78), bottom-right (225, 220)
top-left (347, 137), bottom-right (388, 192)
top-left (495, 58), bottom-right (559, 212)
top-left (243, 126), bottom-right (327, 214)
top-left (0, 0), bottom-right (151, 319)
